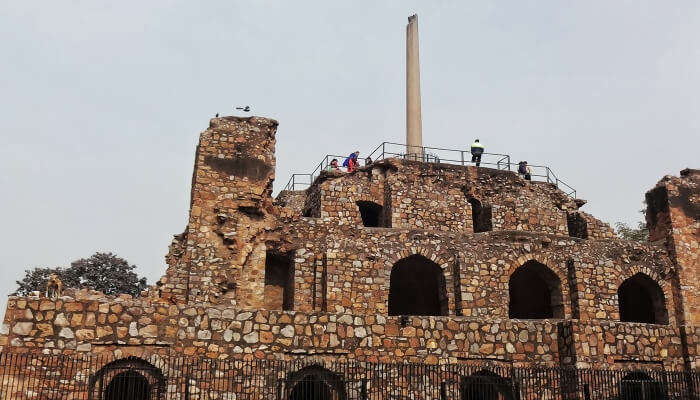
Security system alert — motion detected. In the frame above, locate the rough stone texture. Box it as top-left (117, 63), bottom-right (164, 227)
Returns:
top-left (1, 117), bottom-right (697, 381)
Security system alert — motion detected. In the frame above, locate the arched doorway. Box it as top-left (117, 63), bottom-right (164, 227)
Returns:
top-left (460, 370), bottom-right (516, 400)
top-left (619, 372), bottom-right (666, 400)
top-left (105, 370), bottom-right (150, 400)
top-left (618, 273), bottom-right (668, 324)
top-left (388, 254), bottom-right (448, 316)
top-left (286, 365), bottom-right (346, 400)
top-left (508, 260), bottom-right (564, 319)
top-left (89, 357), bottom-right (164, 400)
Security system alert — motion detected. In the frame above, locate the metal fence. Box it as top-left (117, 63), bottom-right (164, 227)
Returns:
top-left (282, 142), bottom-right (576, 198)
top-left (0, 352), bottom-right (697, 399)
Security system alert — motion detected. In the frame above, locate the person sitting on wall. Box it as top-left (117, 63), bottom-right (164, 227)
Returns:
top-left (326, 158), bottom-right (340, 172)
top-left (518, 161), bottom-right (532, 181)
top-left (343, 151), bottom-right (360, 173)
top-left (470, 139), bottom-right (484, 166)
top-left (365, 156), bottom-right (373, 166)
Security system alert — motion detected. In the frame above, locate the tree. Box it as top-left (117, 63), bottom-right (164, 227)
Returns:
top-left (615, 220), bottom-right (649, 242)
top-left (14, 252), bottom-right (148, 297)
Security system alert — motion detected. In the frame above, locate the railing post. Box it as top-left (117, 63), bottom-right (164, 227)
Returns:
top-left (277, 381), bottom-right (284, 400)
top-left (507, 155), bottom-right (511, 171)
top-left (361, 378), bottom-right (368, 400)
top-left (460, 151), bottom-right (465, 166)
top-left (439, 381), bottom-right (447, 400)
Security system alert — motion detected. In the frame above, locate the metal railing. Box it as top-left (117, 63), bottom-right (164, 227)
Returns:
top-left (0, 352), bottom-right (697, 399)
top-left (282, 142), bottom-right (576, 198)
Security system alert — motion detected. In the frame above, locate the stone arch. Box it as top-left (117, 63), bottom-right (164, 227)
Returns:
top-left (460, 370), bottom-right (516, 400)
top-left (508, 259), bottom-right (565, 319)
top-left (618, 371), bottom-right (667, 400)
top-left (614, 265), bottom-right (673, 325)
top-left (388, 254), bottom-right (449, 316)
top-left (286, 364), bottom-right (346, 400)
top-left (618, 273), bottom-right (669, 325)
top-left (89, 357), bottom-right (165, 400)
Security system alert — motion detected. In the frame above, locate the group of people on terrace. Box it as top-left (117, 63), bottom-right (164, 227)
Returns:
top-left (324, 141), bottom-right (532, 181)
top-left (471, 139), bottom-right (532, 180)
top-left (326, 151), bottom-right (373, 174)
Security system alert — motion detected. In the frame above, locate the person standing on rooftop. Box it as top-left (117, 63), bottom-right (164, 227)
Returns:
top-left (470, 139), bottom-right (485, 167)
top-left (343, 151), bottom-right (360, 173)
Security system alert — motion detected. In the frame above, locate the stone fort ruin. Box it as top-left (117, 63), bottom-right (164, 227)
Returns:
top-left (1, 15), bottom-right (698, 400)
top-left (0, 114), bottom-right (698, 398)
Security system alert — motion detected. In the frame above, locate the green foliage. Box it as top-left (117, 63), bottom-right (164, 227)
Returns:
top-left (14, 252), bottom-right (148, 297)
top-left (615, 220), bottom-right (649, 242)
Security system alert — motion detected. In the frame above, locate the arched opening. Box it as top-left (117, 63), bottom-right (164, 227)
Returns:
top-left (356, 201), bottom-right (383, 227)
top-left (618, 273), bottom-right (668, 324)
top-left (509, 260), bottom-right (564, 319)
top-left (265, 250), bottom-right (295, 311)
top-left (460, 370), bottom-right (516, 400)
top-left (567, 212), bottom-right (588, 239)
top-left (619, 372), bottom-right (667, 400)
top-left (286, 365), bottom-right (346, 400)
top-left (89, 357), bottom-right (164, 400)
top-left (469, 198), bottom-right (492, 233)
top-left (105, 370), bottom-right (150, 400)
top-left (388, 254), bottom-right (448, 316)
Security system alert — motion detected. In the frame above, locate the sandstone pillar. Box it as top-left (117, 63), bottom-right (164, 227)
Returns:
top-left (406, 14), bottom-right (423, 160)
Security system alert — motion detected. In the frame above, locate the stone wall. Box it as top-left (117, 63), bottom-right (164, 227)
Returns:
top-left (646, 169), bottom-right (699, 327)
top-left (159, 116), bottom-right (280, 307)
top-left (2, 292), bottom-right (691, 370)
top-left (301, 159), bottom-right (610, 238)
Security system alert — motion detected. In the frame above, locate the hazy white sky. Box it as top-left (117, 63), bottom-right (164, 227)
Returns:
top-left (1, 1), bottom-right (698, 310)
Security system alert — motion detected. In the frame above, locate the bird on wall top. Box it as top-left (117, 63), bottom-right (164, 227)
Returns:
top-left (235, 106), bottom-right (251, 112)
top-left (215, 113), bottom-right (219, 117)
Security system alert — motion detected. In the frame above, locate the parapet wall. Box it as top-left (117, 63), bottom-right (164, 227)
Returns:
top-left (1, 293), bottom-right (692, 370)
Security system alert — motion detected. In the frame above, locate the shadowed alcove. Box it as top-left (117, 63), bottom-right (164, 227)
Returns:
top-left (508, 260), bottom-right (564, 319)
top-left (388, 254), bottom-right (448, 316)
top-left (90, 357), bottom-right (165, 400)
top-left (287, 365), bottom-right (346, 400)
top-left (265, 250), bottom-right (295, 311)
top-left (460, 370), bottom-right (516, 400)
top-left (468, 198), bottom-right (493, 233)
top-left (356, 201), bottom-right (383, 227)
top-left (618, 273), bottom-right (668, 325)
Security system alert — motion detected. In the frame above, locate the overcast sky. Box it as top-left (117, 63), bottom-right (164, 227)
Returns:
top-left (1, 1), bottom-right (698, 312)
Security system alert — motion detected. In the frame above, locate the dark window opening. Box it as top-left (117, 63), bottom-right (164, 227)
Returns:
top-left (356, 201), bottom-right (383, 227)
top-left (468, 198), bottom-right (492, 233)
top-left (105, 371), bottom-right (150, 400)
top-left (389, 254), bottom-right (448, 316)
top-left (567, 212), bottom-right (588, 239)
top-left (287, 365), bottom-right (346, 400)
top-left (509, 260), bottom-right (564, 319)
top-left (619, 372), bottom-right (667, 400)
top-left (460, 370), bottom-right (517, 400)
top-left (618, 273), bottom-right (668, 324)
top-left (265, 250), bottom-right (295, 311)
